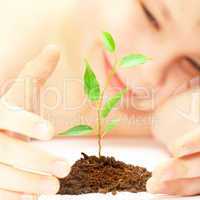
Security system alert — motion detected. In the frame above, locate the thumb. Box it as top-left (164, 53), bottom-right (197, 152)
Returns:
top-left (2, 45), bottom-right (60, 112)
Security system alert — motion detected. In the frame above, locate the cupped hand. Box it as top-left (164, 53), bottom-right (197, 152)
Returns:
top-left (0, 45), bottom-right (70, 199)
top-left (147, 89), bottom-right (200, 196)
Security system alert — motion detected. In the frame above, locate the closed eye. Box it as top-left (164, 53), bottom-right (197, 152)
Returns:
top-left (140, 1), bottom-right (160, 31)
top-left (186, 57), bottom-right (200, 72)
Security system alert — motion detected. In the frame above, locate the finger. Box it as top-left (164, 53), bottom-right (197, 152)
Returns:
top-left (3, 45), bottom-right (60, 111)
top-left (147, 154), bottom-right (200, 183)
top-left (0, 101), bottom-right (54, 140)
top-left (3, 130), bottom-right (29, 141)
top-left (0, 189), bottom-right (36, 200)
top-left (0, 133), bottom-right (70, 178)
top-left (0, 163), bottom-right (59, 195)
top-left (151, 89), bottom-right (200, 152)
top-left (147, 177), bottom-right (200, 196)
top-left (147, 154), bottom-right (200, 191)
top-left (171, 126), bottom-right (200, 157)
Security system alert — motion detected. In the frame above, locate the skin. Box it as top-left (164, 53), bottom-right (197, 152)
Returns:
top-left (0, 45), bottom-right (70, 199)
top-left (0, 0), bottom-right (200, 197)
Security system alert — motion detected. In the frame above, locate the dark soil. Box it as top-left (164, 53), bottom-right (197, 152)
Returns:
top-left (58, 153), bottom-right (152, 195)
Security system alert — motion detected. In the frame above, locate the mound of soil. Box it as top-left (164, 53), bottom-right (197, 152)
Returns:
top-left (58, 153), bottom-right (152, 195)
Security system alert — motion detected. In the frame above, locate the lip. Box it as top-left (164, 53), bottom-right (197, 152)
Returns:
top-left (103, 51), bottom-right (132, 95)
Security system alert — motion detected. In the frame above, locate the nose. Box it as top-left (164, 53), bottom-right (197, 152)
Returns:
top-left (132, 47), bottom-right (191, 111)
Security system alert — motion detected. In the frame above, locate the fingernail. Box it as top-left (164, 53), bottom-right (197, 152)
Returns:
top-left (171, 131), bottom-right (200, 157)
top-left (40, 177), bottom-right (60, 195)
top-left (174, 145), bottom-right (200, 157)
top-left (50, 160), bottom-right (70, 178)
top-left (33, 121), bottom-right (54, 140)
top-left (146, 178), bottom-right (167, 194)
top-left (170, 142), bottom-right (187, 157)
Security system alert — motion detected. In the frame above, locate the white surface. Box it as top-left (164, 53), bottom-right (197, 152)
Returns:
top-left (32, 137), bottom-right (200, 200)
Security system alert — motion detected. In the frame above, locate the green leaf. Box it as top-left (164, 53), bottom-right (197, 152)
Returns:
top-left (84, 60), bottom-right (100, 101)
top-left (105, 119), bottom-right (120, 133)
top-left (101, 88), bottom-right (127, 118)
top-left (59, 125), bottom-right (93, 136)
top-left (120, 54), bottom-right (150, 68)
top-left (102, 32), bottom-right (116, 53)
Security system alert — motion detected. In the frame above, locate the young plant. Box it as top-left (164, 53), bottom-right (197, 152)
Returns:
top-left (60, 32), bottom-right (150, 157)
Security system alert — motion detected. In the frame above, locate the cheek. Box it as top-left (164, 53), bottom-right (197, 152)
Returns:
top-left (102, 0), bottom-right (164, 85)
top-left (166, 67), bottom-right (192, 93)
top-left (107, 4), bottom-right (157, 56)
top-left (102, 0), bottom-right (148, 54)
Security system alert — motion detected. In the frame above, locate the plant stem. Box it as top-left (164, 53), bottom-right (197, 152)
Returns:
top-left (96, 91), bottom-right (104, 157)
top-left (97, 108), bottom-right (102, 157)
top-left (96, 54), bottom-right (118, 157)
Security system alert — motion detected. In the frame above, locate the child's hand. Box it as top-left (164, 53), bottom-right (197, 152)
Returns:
top-left (147, 90), bottom-right (200, 196)
top-left (0, 45), bottom-right (70, 199)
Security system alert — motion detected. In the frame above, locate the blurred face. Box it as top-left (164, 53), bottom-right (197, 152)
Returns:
top-left (83, 0), bottom-right (200, 115)
top-left (104, 0), bottom-right (200, 110)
